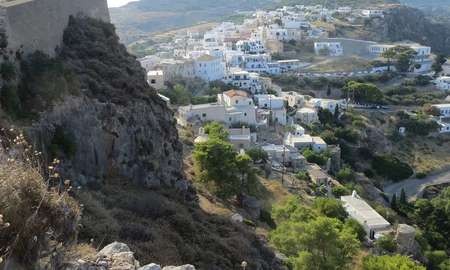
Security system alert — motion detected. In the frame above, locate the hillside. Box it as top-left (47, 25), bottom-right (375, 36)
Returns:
top-left (0, 16), bottom-right (284, 269)
top-left (335, 5), bottom-right (450, 55)
top-left (110, 0), bottom-right (396, 44)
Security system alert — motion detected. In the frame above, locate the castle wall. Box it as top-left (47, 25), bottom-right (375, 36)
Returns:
top-left (2, 0), bottom-right (110, 56)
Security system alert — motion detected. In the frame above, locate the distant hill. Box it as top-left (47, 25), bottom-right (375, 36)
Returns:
top-left (401, 0), bottom-right (449, 8)
top-left (110, 0), bottom-right (396, 44)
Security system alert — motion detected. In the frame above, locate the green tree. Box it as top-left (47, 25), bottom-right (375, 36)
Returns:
top-left (382, 48), bottom-right (397, 72)
top-left (203, 122), bottom-right (229, 141)
top-left (391, 193), bottom-right (398, 210)
top-left (312, 198), bottom-right (348, 221)
top-left (344, 218), bottom-right (366, 242)
top-left (235, 153), bottom-right (252, 192)
top-left (399, 188), bottom-right (407, 205)
top-left (362, 255), bottom-right (425, 270)
top-left (343, 81), bottom-right (383, 104)
top-left (245, 148), bottom-right (268, 163)
top-left (193, 138), bottom-right (240, 198)
top-left (318, 108), bottom-right (334, 126)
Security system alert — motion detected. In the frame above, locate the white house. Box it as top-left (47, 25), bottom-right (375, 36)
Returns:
top-left (218, 90), bottom-right (258, 125)
top-left (309, 98), bottom-right (344, 113)
top-left (361, 9), bottom-right (384, 18)
top-left (255, 94), bottom-right (287, 125)
top-left (435, 76), bottom-right (450, 91)
top-left (236, 39), bottom-right (266, 54)
top-left (261, 144), bottom-right (306, 168)
top-left (178, 90), bottom-right (258, 127)
top-left (314, 42), bottom-right (344, 56)
top-left (222, 68), bottom-right (263, 94)
top-left (254, 94), bottom-right (285, 110)
top-left (147, 70), bottom-right (165, 90)
top-left (195, 126), bottom-right (255, 150)
top-left (178, 103), bottom-right (227, 126)
top-left (341, 192), bottom-right (392, 239)
top-left (431, 104), bottom-right (450, 133)
top-left (431, 104), bottom-right (450, 118)
top-left (282, 91), bottom-right (306, 108)
top-left (296, 107), bottom-right (319, 124)
top-left (193, 54), bottom-right (226, 81)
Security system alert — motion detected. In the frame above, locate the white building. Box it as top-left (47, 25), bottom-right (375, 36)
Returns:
top-left (236, 39), bottom-right (266, 54)
top-left (361, 9), bottom-right (384, 18)
top-left (282, 91), bottom-right (306, 108)
top-left (369, 44), bottom-right (431, 59)
top-left (147, 70), bottom-right (165, 90)
top-left (314, 42), bottom-right (344, 56)
top-left (195, 126), bottom-right (255, 150)
top-left (178, 103), bottom-right (227, 126)
top-left (432, 104), bottom-right (450, 118)
top-left (341, 192), bottom-right (392, 239)
top-left (296, 107), bottom-right (319, 124)
top-left (193, 54), bottom-right (226, 81)
top-left (431, 104), bottom-right (450, 133)
top-left (435, 76), bottom-right (450, 91)
top-left (254, 94), bottom-right (285, 110)
top-left (261, 144), bottom-right (306, 168)
top-left (223, 68), bottom-right (263, 94)
top-left (309, 98), bottom-right (344, 113)
top-left (218, 90), bottom-right (258, 125)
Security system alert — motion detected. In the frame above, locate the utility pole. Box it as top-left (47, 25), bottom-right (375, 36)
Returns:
top-left (281, 144), bottom-right (286, 185)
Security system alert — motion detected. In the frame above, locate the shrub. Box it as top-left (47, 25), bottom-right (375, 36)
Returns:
top-left (0, 160), bottom-right (80, 267)
top-left (332, 185), bottom-right (351, 197)
top-left (372, 155), bottom-right (413, 181)
top-left (416, 172), bottom-right (428, 179)
top-left (296, 170), bottom-right (311, 181)
top-left (303, 148), bottom-right (328, 166)
top-left (334, 128), bottom-right (359, 143)
top-left (336, 166), bottom-right (356, 183)
top-left (376, 235), bottom-right (397, 253)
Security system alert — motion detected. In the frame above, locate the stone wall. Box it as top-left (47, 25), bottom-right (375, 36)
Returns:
top-left (1, 0), bottom-right (109, 56)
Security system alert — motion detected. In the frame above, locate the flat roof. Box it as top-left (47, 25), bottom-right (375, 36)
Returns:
top-left (0, 0), bottom-right (33, 8)
top-left (432, 104), bottom-right (450, 108)
top-left (341, 195), bottom-right (391, 227)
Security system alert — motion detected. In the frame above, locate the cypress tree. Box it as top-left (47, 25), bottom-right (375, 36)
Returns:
top-left (391, 193), bottom-right (397, 210)
top-left (400, 188), bottom-right (407, 205)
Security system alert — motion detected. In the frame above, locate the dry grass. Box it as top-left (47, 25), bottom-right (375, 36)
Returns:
top-left (0, 130), bottom-right (80, 267)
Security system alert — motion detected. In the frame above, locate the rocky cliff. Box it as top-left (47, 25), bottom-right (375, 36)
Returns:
top-left (28, 16), bottom-right (183, 188)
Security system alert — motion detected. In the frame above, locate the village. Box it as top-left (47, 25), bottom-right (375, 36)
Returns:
top-left (135, 1), bottom-right (450, 265)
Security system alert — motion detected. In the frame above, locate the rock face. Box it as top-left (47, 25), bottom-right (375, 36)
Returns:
top-left (28, 16), bottom-right (183, 187)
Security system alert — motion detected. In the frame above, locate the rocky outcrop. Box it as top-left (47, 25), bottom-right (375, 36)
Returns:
top-left (67, 242), bottom-right (196, 270)
top-left (27, 16), bottom-right (183, 187)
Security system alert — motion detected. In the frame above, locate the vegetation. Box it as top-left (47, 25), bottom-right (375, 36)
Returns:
top-left (343, 81), bottom-right (383, 104)
top-left (270, 196), bottom-right (360, 270)
top-left (382, 46), bottom-right (418, 73)
top-left (302, 148), bottom-right (329, 166)
top-left (0, 133), bottom-right (79, 268)
top-left (372, 155), bottom-right (414, 181)
top-left (193, 122), bottom-right (255, 198)
top-left (362, 255), bottom-right (425, 270)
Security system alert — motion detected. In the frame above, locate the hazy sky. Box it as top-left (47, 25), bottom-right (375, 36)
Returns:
top-left (107, 0), bottom-right (139, 8)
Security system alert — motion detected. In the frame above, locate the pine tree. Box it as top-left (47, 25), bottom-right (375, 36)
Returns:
top-left (390, 193), bottom-right (397, 210)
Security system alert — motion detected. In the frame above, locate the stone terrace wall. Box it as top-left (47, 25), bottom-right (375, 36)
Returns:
top-left (2, 0), bottom-right (110, 56)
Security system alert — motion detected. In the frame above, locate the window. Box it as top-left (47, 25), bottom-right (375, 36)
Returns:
top-left (244, 113), bottom-right (247, 116)
top-left (202, 113), bottom-right (207, 118)
top-left (150, 79), bottom-right (156, 84)
top-left (236, 100), bottom-right (239, 104)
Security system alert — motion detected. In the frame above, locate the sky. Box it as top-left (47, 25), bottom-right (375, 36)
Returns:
top-left (107, 0), bottom-right (139, 8)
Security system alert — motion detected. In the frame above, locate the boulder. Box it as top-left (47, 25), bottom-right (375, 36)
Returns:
top-left (162, 265), bottom-right (196, 270)
top-left (97, 242), bottom-right (131, 257)
top-left (139, 263), bottom-right (162, 270)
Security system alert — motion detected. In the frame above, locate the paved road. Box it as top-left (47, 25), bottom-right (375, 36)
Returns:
top-left (384, 169), bottom-right (450, 200)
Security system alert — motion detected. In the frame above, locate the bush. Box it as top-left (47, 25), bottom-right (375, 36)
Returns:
top-left (372, 155), bottom-right (413, 181)
top-left (376, 235), bottom-right (397, 253)
top-left (336, 166), bottom-right (356, 183)
top-left (416, 172), bottom-right (428, 179)
top-left (332, 185), bottom-right (351, 197)
top-left (334, 128), bottom-right (359, 143)
top-left (296, 170), bottom-right (311, 181)
top-left (303, 148), bottom-right (329, 166)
